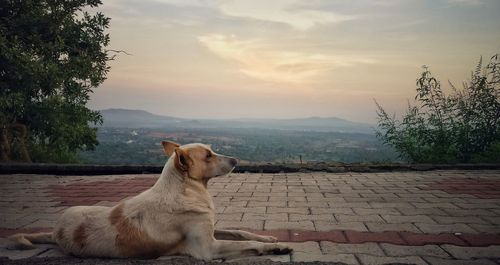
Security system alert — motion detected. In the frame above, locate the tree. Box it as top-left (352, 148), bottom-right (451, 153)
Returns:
top-left (375, 53), bottom-right (500, 163)
top-left (0, 0), bottom-right (111, 162)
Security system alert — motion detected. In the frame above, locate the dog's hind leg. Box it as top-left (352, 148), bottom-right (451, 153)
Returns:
top-left (214, 229), bottom-right (277, 243)
top-left (8, 232), bottom-right (55, 250)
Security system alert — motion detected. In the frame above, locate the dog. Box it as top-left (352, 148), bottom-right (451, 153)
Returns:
top-left (8, 141), bottom-right (292, 260)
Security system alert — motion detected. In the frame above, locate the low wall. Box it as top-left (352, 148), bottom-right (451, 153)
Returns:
top-left (1, 162), bottom-right (499, 175)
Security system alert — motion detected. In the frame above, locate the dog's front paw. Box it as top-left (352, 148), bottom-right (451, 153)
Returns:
top-left (270, 243), bottom-right (293, 255)
top-left (260, 235), bottom-right (278, 243)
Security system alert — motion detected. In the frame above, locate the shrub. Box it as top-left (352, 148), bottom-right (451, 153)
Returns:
top-left (375, 53), bottom-right (500, 163)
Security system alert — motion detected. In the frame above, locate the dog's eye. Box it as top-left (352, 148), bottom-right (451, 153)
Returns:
top-left (206, 152), bottom-right (212, 159)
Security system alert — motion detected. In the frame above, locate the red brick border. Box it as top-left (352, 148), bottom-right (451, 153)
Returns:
top-left (425, 177), bottom-right (500, 199)
top-left (2, 227), bottom-right (499, 247)
top-left (47, 177), bottom-right (156, 206)
top-left (244, 229), bottom-right (500, 247)
top-left (399, 231), bottom-right (467, 246)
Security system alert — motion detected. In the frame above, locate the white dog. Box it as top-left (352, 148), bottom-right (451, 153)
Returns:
top-left (8, 141), bottom-right (292, 260)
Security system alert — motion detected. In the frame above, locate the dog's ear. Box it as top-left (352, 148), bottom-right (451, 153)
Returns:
top-left (161, 141), bottom-right (180, 156)
top-left (174, 147), bottom-right (189, 172)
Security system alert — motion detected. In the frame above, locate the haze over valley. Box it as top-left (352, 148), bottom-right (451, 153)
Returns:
top-left (80, 109), bottom-right (398, 165)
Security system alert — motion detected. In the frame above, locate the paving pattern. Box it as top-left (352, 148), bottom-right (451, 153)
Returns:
top-left (1, 170), bottom-right (500, 264)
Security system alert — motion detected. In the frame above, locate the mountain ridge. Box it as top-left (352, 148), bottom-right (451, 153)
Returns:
top-left (99, 108), bottom-right (374, 134)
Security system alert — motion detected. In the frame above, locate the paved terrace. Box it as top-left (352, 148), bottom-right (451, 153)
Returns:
top-left (1, 170), bottom-right (500, 264)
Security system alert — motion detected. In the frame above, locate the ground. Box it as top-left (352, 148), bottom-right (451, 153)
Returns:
top-left (1, 170), bottom-right (500, 265)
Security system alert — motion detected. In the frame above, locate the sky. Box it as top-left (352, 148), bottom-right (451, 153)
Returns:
top-left (89, 0), bottom-right (500, 123)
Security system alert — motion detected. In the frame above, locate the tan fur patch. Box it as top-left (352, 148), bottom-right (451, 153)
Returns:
top-left (109, 204), bottom-right (173, 258)
top-left (73, 224), bottom-right (86, 248)
top-left (56, 228), bottom-right (65, 241)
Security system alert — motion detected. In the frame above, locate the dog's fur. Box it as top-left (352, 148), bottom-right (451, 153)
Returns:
top-left (8, 141), bottom-right (292, 260)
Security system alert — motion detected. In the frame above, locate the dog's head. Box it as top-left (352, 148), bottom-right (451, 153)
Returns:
top-left (161, 141), bottom-right (238, 180)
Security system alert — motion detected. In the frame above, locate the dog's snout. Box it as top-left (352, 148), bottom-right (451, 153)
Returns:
top-left (229, 157), bottom-right (238, 167)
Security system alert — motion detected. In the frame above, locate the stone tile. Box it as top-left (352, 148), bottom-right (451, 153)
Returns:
top-left (289, 214), bottom-right (334, 221)
top-left (398, 207), bottom-right (448, 216)
top-left (468, 224), bottom-right (500, 233)
top-left (215, 220), bottom-right (263, 230)
top-left (415, 223), bottom-right (477, 234)
top-left (296, 253), bottom-right (358, 264)
top-left (370, 202), bottom-right (415, 209)
top-left (225, 206), bottom-right (266, 214)
top-left (307, 196), bottom-right (343, 202)
top-left (412, 202), bottom-right (460, 209)
top-left (441, 245), bottom-right (500, 259)
top-left (289, 242), bottom-right (359, 264)
top-left (432, 216), bottom-right (488, 224)
top-left (353, 208), bottom-right (401, 215)
top-left (454, 203), bottom-right (499, 209)
top-left (0, 217), bottom-right (37, 229)
top-left (336, 214), bottom-right (383, 222)
top-left (288, 201), bottom-right (328, 208)
top-left (264, 221), bottom-right (314, 231)
top-left (356, 254), bottom-right (428, 265)
top-left (365, 222), bottom-right (421, 233)
top-left (23, 219), bottom-right (57, 229)
top-left (382, 215), bottom-right (435, 224)
top-left (270, 196), bottom-right (306, 202)
top-left (423, 256), bottom-right (497, 265)
top-left (330, 202), bottom-right (371, 208)
top-left (230, 196), bottom-right (267, 202)
top-left (227, 254), bottom-right (291, 263)
top-left (310, 207), bottom-right (354, 214)
top-left (314, 221), bottom-right (367, 232)
top-left (481, 216), bottom-right (500, 224)
top-left (321, 242), bottom-right (384, 256)
top-left (248, 201), bottom-right (286, 207)
top-left (267, 207), bottom-right (308, 214)
top-left (380, 243), bottom-right (450, 258)
top-left (288, 241), bottom-right (319, 260)
top-left (215, 201), bottom-right (248, 207)
top-left (242, 213), bottom-right (287, 221)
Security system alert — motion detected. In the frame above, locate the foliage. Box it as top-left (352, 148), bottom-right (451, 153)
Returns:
top-left (79, 128), bottom-right (399, 165)
top-left (0, 0), bottom-right (111, 162)
top-left (376, 53), bottom-right (500, 163)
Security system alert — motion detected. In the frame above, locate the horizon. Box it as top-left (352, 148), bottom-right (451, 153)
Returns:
top-left (99, 107), bottom-right (375, 124)
top-left (89, 0), bottom-right (500, 123)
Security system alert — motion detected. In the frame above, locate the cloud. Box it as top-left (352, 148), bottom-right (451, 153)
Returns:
top-left (447, 0), bottom-right (482, 5)
top-left (198, 34), bottom-right (376, 84)
top-left (218, 0), bottom-right (356, 30)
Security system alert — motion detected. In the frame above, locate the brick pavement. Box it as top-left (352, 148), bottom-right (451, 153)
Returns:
top-left (1, 170), bottom-right (500, 264)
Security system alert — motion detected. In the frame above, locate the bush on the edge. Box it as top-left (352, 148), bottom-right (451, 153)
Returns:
top-left (375, 53), bottom-right (500, 163)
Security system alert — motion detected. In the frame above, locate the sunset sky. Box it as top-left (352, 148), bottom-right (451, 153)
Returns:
top-left (89, 0), bottom-right (500, 123)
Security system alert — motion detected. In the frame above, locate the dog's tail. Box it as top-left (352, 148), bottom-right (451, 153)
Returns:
top-left (7, 232), bottom-right (55, 250)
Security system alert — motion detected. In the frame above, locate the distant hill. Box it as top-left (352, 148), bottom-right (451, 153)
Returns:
top-left (99, 108), bottom-right (374, 134)
top-left (99, 109), bottom-right (183, 128)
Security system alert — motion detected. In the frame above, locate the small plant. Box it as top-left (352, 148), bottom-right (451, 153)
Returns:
top-left (375, 53), bottom-right (500, 163)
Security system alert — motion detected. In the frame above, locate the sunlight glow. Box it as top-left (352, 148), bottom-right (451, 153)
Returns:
top-left (198, 34), bottom-right (376, 84)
